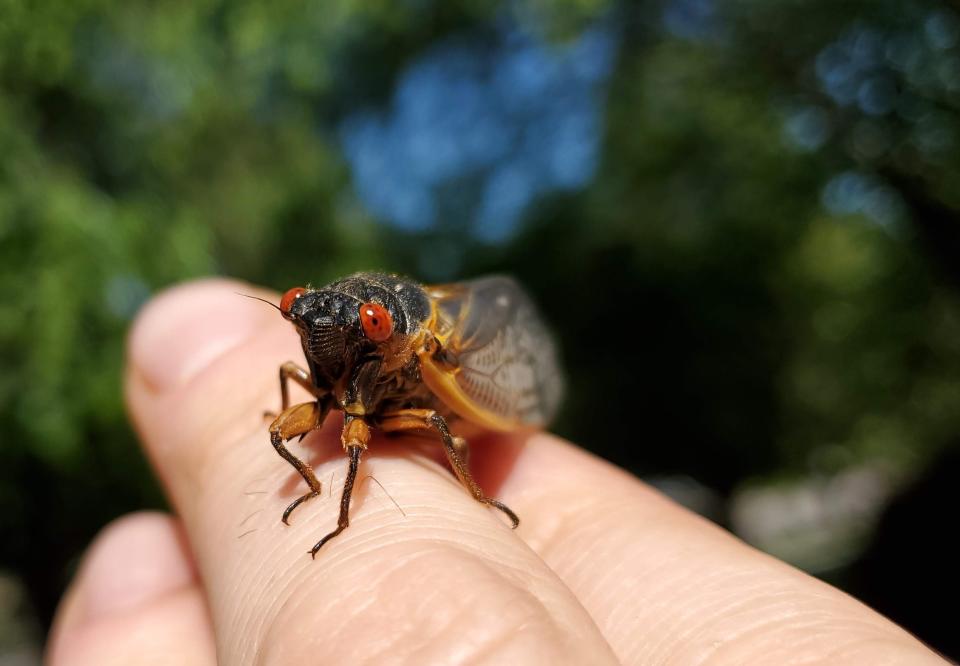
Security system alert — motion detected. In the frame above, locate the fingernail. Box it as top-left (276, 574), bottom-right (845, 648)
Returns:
top-left (129, 279), bottom-right (273, 392)
top-left (77, 513), bottom-right (195, 623)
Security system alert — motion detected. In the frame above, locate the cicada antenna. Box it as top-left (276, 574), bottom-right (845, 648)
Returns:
top-left (235, 291), bottom-right (282, 313)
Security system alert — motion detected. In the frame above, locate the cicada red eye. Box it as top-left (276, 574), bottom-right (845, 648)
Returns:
top-left (280, 287), bottom-right (306, 316)
top-left (359, 302), bottom-right (393, 342)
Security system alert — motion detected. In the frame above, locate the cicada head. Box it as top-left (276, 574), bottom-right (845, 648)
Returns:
top-left (278, 285), bottom-right (397, 388)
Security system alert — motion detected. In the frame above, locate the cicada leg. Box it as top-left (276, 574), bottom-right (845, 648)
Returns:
top-left (265, 361), bottom-right (324, 420)
top-left (269, 399), bottom-right (331, 524)
top-left (378, 409), bottom-right (519, 528)
top-left (310, 416), bottom-right (370, 557)
top-left (280, 361), bottom-right (326, 410)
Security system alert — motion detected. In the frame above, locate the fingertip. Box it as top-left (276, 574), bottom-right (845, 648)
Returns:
top-left (127, 278), bottom-right (276, 394)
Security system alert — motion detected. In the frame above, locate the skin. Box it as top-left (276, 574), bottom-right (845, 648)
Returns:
top-left (47, 279), bottom-right (948, 666)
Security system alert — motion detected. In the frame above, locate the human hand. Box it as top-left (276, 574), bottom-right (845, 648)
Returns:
top-left (47, 280), bottom-right (947, 665)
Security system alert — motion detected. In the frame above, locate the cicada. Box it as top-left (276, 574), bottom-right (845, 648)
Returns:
top-left (266, 272), bottom-right (563, 556)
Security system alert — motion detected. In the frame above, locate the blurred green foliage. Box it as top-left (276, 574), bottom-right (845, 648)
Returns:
top-left (2, 0), bottom-right (960, 650)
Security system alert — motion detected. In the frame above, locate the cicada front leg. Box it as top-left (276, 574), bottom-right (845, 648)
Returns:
top-left (269, 397), bottom-right (331, 524)
top-left (378, 409), bottom-right (519, 528)
top-left (280, 360), bottom-right (321, 411)
top-left (264, 361), bottom-right (323, 422)
top-left (309, 416), bottom-right (370, 558)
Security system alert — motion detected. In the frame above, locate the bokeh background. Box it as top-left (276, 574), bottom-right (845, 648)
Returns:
top-left (3, 0), bottom-right (960, 661)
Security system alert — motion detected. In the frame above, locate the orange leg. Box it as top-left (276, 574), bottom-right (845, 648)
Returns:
top-left (378, 409), bottom-right (519, 528)
top-left (309, 416), bottom-right (371, 557)
top-left (269, 399), bottom-right (330, 524)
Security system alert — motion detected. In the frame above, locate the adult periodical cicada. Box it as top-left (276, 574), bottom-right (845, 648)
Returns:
top-left (266, 272), bottom-right (564, 557)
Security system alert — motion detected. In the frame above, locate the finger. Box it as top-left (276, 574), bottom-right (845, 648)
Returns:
top-left (125, 279), bottom-right (618, 665)
top-left (475, 433), bottom-right (948, 665)
top-left (47, 512), bottom-right (216, 666)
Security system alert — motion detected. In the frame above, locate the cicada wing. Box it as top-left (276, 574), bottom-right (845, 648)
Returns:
top-left (425, 276), bottom-right (564, 428)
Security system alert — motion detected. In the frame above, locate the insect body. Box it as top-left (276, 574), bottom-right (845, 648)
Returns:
top-left (267, 272), bottom-right (563, 556)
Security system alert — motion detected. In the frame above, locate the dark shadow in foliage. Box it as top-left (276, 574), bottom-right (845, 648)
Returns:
top-left (843, 443), bottom-right (960, 662)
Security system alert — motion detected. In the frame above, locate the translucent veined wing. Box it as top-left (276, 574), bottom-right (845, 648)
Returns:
top-left (424, 276), bottom-right (564, 428)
